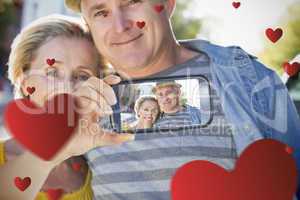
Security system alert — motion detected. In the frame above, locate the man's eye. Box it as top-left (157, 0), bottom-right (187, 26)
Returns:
top-left (129, 0), bottom-right (142, 4)
top-left (125, 0), bottom-right (143, 6)
top-left (94, 10), bottom-right (109, 18)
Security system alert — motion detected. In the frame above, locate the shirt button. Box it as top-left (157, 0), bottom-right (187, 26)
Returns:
top-left (244, 124), bottom-right (251, 131)
top-left (234, 54), bottom-right (246, 60)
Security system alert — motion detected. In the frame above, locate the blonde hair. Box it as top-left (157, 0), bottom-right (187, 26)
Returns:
top-left (8, 14), bottom-right (106, 97)
top-left (134, 95), bottom-right (160, 119)
top-left (65, 0), bottom-right (81, 12)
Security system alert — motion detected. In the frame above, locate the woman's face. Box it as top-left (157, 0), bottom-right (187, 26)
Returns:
top-left (137, 100), bottom-right (159, 123)
top-left (22, 36), bottom-right (99, 106)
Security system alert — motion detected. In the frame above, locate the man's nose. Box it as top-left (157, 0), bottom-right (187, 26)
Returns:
top-left (113, 9), bottom-right (133, 33)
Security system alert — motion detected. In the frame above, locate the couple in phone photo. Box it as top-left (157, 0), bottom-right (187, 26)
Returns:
top-left (127, 81), bottom-right (202, 130)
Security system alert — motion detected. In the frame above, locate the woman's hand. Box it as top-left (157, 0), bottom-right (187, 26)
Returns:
top-left (50, 75), bottom-right (134, 166)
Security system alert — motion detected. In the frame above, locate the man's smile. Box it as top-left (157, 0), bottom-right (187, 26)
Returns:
top-left (111, 33), bottom-right (143, 46)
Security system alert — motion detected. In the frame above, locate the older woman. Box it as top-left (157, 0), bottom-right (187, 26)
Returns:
top-left (0, 14), bottom-right (133, 199)
top-left (133, 96), bottom-right (160, 129)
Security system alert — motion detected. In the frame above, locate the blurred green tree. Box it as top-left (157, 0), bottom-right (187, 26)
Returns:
top-left (0, 0), bottom-right (20, 77)
top-left (171, 0), bottom-right (202, 40)
top-left (259, 2), bottom-right (300, 75)
top-left (0, 1), bottom-right (17, 39)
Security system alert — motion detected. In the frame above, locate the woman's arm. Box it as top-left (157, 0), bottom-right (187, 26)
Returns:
top-left (0, 151), bottom-right (56, 200)
top-left (2, 139), bottom-right (89, 194)
top-left (0, 132), bottom-right (133, 199)
top-left (0, 76), bottom-right (134, 199)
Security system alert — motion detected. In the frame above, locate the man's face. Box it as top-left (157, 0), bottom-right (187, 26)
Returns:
top-left (81, 0), bottom-right (172, 72)
top-left (155, 85), bottom-right (181, 113)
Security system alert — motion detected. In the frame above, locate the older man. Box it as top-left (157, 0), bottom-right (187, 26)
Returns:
top-left (63, 0), bottom-right (300, 199)
top-left (152, 81), bottom-right (201, 128)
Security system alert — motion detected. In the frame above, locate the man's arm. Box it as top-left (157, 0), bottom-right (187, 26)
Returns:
top-left (251, 59), bottom-right (300, 197)
top-left (252, 59), bottom-right (300, 154)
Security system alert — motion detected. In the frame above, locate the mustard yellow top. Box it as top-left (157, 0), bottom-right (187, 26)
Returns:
top-left (0, 142), bottom-right (5, 165)
top-left (0, 142), bottom-right (93, 200)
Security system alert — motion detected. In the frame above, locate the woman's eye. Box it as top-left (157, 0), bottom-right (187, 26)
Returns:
top-left (94, 10), bottom-right (109, 18)
top-left (75, 73), bottom-right (91, 81)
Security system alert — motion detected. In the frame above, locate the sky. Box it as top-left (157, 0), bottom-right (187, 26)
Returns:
top-left (186, 0), bottom-right (299, 55)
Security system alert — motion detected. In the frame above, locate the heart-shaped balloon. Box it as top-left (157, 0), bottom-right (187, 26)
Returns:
top-left (154, 4), bottom-right (165, 13)
top-left (26, 86), bottom-right (36, 95)
top-left (4, 93), bottom-right (79, 160)
top-left (265, 28), bottom-right (283, 43)
top-left (46, 58), bottom-right (56, 66)
top-left (136, 21), bottom-right (146, 29)
top-left (171, 139), bottom-right (297, 200)
top-left (283, 62), bottom-right (300, 77)
top-left (14, 177), bottom-right (31, 192)
top-left (232, 2), bottom-right (241, 9)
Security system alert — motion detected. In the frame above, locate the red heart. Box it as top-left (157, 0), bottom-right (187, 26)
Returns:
top-left (136, 21), bottom-right (146, 29)
top-left (46, 188), bottom-right (64, 200)
top-left (171, 139), bottom-right (297, 200)
top-left (14, 177), bottom-right (31, 191)
top-left (4, 94), bottom-right (79, 160)
top-left (232, 2), bottom-right (241, 9)
top-left (283, 62), bottom-right (300, 77)
top-left (46, 58), bottom-right (56, 66)
top-left (265, 28), bottom-right (283, 43)
top-left (26, 86), bottom-right (36, 95)
top-left (154, 4), bottom-right (164, 13)
top-left (285, 146), bottom-right (294, 154)
top-left (72, 162), bottom-right (82, 172)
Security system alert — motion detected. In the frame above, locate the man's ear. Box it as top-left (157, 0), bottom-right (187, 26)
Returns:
top-left (176, 87), bottom-right (181, 96)
top-left (164, 0), bottom-right (176, 18)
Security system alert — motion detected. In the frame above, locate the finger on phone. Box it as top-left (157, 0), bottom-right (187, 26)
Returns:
top-left (84, 77), bottom-right (117, 105)
top-left (73, 86), bottom-right (113, 117)
top-left (93, 132), bottom-right (135, 148)
top-left (103, 75), bottom-right (121, 85)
